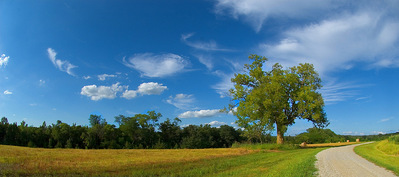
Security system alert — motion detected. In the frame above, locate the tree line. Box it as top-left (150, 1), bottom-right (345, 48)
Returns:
top-left (0, 111), bottom-right (244, 149)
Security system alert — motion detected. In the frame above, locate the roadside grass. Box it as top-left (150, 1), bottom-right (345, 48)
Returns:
top-left (232, 142), bottom-right (357, 149)
top-left (0, 145), bottom-right (325, 176)
top-left (354, 140), bottom-right (399, 176)
top-left (304, 142), bottom-right (358, 148)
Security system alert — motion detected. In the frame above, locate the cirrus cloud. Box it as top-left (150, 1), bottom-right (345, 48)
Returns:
top-left (47, 48), bottom-right (77, 76)
top-left (166, 94), bottom-right (196, 110)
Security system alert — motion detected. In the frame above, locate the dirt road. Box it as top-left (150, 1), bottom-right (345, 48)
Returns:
top-left (315, 142), bottom-right (397, 177)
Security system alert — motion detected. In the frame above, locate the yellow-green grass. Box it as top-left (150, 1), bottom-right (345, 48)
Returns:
top-left (0, 145), bottom-right (325, 176)
top-left (354, 141), bottom-right (399, 175)
top-left (305, 142), bottom-right (358, 148)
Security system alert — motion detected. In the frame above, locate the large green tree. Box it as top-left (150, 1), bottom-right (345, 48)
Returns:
top-left (230, 55), bottom-right (328, 144)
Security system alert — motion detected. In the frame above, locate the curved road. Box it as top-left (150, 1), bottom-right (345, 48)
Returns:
top-left (315, 142), bottom-right (397, 177)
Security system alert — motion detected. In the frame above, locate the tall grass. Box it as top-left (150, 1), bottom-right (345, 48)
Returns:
top-left (0, 145), bottom-right (324, 176)
top-left (355, 141), bottom-right (399, 175)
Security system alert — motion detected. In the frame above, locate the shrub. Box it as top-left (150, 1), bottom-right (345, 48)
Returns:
top-left (388, 135), bottom-right (399, 144)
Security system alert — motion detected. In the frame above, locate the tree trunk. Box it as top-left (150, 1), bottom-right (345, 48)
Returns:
top-left (276, 124), bottom-right (284, 144)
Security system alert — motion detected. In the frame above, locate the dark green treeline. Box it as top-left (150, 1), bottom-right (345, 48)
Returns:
top-left (0, 111), bottom-right (243, 149)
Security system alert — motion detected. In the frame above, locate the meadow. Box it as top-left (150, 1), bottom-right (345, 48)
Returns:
top-left (354, 139), bottom-right (399, 176)
top-left (0, 144), bottom-right (328, 176)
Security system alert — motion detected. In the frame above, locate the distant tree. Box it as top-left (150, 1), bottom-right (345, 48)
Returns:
top-left (115, 111), bottom-right (161, 148)
top-left (230, 54), bottom-right (328, 144)
top-left (0, 117), bottom-right (8, 143)
top-left (219, 125), bottom-right (240, 147)
top-left (159, 118), bottom-right (182, 148)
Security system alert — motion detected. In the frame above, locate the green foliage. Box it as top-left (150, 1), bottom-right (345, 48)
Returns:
top-left (388, 135), bottom-right (399, 144)
top-left (294, 127), bottom-right (344, 144)
top-left (230, 54), bottom-right (328, 144)
top-left (0, 112), bottom-right (242, 149)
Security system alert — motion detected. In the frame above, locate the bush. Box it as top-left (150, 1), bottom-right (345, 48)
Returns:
top-left (388, 135), bottom-right (399, 144)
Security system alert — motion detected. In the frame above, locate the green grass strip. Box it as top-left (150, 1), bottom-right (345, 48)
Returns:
top-left (354, 141), bottom-right (399, 176)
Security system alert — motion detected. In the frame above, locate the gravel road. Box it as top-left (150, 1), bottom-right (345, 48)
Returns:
top-left (315, 142), bottom-right (397, 177)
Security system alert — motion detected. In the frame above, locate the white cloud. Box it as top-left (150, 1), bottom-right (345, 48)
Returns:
top-left (319, 81), bottom-right (366, 105)
top-left (98, 74), bottom-right (116, 81)
top-left (0, 54), bottom-right (10, 68)
top-left (3, 90), bottom-right (12, 95)
top-left (167, 94), bottom-right (196, 110)
top-left (181, 33), bottom-right (232, 52)
top-left (178, 109), bottom-right (222, 118)
top-left (206, 120), bottom-right (227, 127)
top-left (137, 82), bottom-right (167, 95)
top-left (212, 70), bottom-right (235, 98)
top-left (259, 11), bottom-right (399, 75)
top-left (194, 54), bottom-right (214, 70)
top-left (81, 83), bottom-right (124, 101)
top-left (214, 0), bottom-right (333, 32)
top-left (121, 90), bottom-right (138, 99)
top-left (47, 48), bottom-right (77, 76)
top-left (83, 76), bottom-right (91, 80)
top-left (123, 53), bottom-right (189, 77)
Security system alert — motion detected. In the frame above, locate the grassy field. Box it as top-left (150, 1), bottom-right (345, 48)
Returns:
top-left (354, 140), bottom-right (399, 176)
top-left (0, 145), bottom-right (326, 176)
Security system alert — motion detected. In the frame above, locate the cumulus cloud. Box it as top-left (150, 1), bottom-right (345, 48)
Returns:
top-left (0, 54), bottom-right (10, 68)
top-left (3, 90), bottom-right (12, 95)
top-left (121, 90), bottom-right (137, 99)
top-left (137, 82), bottom-right (167, 95)
top-left (81, 83), bottom-right (124, 101)
top-left (206, 121), bottom-right (227, 127)
top-left (178, 109), bottom-right (222, 118)
top-left (123, 53), bottom-right (189, 77)
top-left (98, 74), bottom-right (116, 81)
top-left (119, 82), bottom-right (168, 100)
top-left (47, 48), bottom-right (77, 76)
top-left (167, 94), bottom-right (196, 110)
top-left (214, 0), bottom-right (333, 32)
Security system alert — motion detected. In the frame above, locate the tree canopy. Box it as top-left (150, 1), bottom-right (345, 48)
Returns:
top-left (230, 54), bottom-right (329, 144)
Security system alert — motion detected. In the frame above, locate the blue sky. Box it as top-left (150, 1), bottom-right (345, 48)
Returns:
top-left (1, 0), bottom-right (399, 136)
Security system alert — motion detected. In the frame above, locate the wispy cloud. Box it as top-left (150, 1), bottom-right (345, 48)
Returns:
top-left (319, 81), bottom-right (366, 105)
top-left (83, 76), bottom-right (91, 80)
top-left (181, 33), bottom-right (232, 52)
top-left (0, 54), bottom-right (10, 68)
top-left (167, 94), bottom-right (196, 110)
top-left (98, 74), bottom-right (116, 81)
top-left (123, 53), bottom-right (189, 78)
top-left (379, 117), bottom-right (393, 122)
top-left (3, 90), bottom-right (12, 95)
top-left (47, 48), bottom-right (77, 76)
top-left (214, 0), bottom-right (333, 32)
top-left (39, 79), bottom-right (46, 86)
